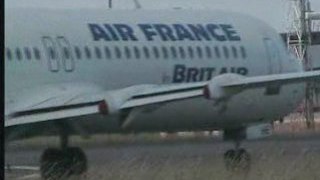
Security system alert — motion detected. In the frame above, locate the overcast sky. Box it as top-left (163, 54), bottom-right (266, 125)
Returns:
top-left (6, 0), bottom-right (320, 32)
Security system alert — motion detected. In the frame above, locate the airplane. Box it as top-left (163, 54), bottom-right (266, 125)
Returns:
top-left (5, 6), bottom-right (320, 179)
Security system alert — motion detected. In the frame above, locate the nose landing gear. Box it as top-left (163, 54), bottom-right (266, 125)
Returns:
top-left (223, 141), bottom-right (251, 172)
top-left (223, 129), bottom-right (251, 172)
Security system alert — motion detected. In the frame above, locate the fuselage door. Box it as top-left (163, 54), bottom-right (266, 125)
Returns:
top-left (42, 36), bottom-right (60, 72)
top-left (56, 36), bottom-right (75, 72)
top-left (263, 38), bottom-right (282, 74)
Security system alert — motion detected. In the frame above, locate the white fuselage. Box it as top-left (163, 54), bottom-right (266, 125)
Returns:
top-left (5, 8), bottom-right (305, 135)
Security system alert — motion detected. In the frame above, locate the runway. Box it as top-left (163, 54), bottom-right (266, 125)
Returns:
top-left (5, 131), bottom-right (320, 180)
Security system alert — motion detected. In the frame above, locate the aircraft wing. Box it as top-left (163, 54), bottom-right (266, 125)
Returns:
top-left (203, 70), bottom-right (320, 99)
top-left (221, 71), bottom-right (320, 89)
top-left (5, 71), bottom-right (320, 128)
top-left (5, 82), bottom-right (205, 127)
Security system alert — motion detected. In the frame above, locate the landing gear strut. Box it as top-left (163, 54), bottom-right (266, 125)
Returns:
top-left (40, 132), bottom-right (87, 179)
top-left (223, 129), bottom-right (251, 172)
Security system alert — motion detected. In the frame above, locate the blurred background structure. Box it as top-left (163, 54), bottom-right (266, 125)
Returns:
top-left (285, 0), bottom-right (320, 129)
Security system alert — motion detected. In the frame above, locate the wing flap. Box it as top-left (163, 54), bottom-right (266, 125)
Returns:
top-left (5, 103), bottom-right (99, 127)
top-left (121, 88), bottom-right (203, 109)
top-left (222, 71), bottom-right (320, 89)
top-left (130, 82), bottom-right (206, 99)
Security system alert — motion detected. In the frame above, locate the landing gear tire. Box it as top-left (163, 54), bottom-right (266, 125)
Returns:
top-left (66, 147), bottom-right (87, 175)
top-left (224, 148), bottom-right (250, 172)
top-left (40, 148), bottom-right (68, 180)
top-left (40, 147), bottom-right (87, 180)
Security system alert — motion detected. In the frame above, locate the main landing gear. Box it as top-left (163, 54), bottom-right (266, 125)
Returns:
top-left (40, 133), bottom-right (87, 180)
top-left (223, 129), bottom-right (251, 172)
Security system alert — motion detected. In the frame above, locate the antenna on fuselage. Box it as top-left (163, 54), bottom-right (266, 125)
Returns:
top-left (133, 0), bottom-right (142, 9)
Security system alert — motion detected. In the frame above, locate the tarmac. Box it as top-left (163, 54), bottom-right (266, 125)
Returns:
top-left (4, 128), bottom-right (320, 180)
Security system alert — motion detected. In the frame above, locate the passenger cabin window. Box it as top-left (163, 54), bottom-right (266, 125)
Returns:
top-left (223, 46), bottom-right (229, 59)
top-left (6, 48), bottom-right (12, 60)
top-left (143, 46), bottom-right (150, 59)
top-left (74, 47), bottom-right (82, 59)
top-left (134, 46), bottom-right (140, 59)
top-left (124, 47), bottom-right (131, 59)
top-left (62, 47), bottom-right (71, 59)
top-left (232, 46), bottom-right (238, 59)
top-left (240, 46), bottom-right (247, 59)
top-left (188, 46), bottom-right (194, 59)
top-left (16, 48), bottom-right (22, 60)
top-left (205, 46), bottom-right (212, 58)
top-left (24, 47), bottom-right (32, 60)
top-left (84, 46), bottom-right (91, 59)
top-left (95, 47), bottom-right (102, 59)
top-left (153, 46), bottom-right (159, 59)
top-left (214, 46), bottom-right (221, 59)
top-left (196, 46), bottom-right (203, 59)
top-left (162, 46), bottom-right (168, 59)
top-left (171, 47), bottom-right (177, 59)
top-left (115, 47), bottom-right (122, 59)
top-left (48, 47), bottom-right (57, 60)
top-left (179, 47), bottom-right (186, 59)
top-left (104, 46), bottom-right (111, 59)
top-left (33, 47), bottom-right (41, 60)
